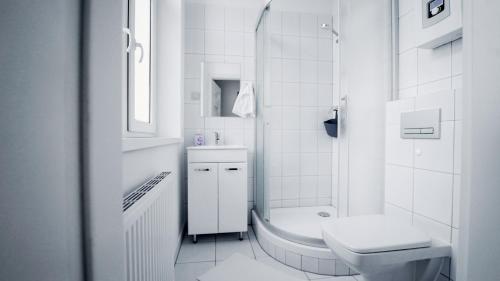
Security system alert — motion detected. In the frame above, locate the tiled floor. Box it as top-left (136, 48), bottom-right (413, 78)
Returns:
top-left (175, 227), bottom-right (359, 281)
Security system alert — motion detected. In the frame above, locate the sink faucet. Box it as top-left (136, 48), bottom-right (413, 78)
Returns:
top-left (214, 131), bottom-right (221, 145)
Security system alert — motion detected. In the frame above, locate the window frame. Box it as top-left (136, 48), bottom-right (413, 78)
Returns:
top-left (125, 0), bottom-right (157, 136)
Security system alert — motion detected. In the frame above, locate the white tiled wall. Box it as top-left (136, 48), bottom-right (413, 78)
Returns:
top-left (384, 2), bottom-right (463, 280)
top-left (183, 3), bottom-right (260, 221)
top-left (265, 10), bottom-right (338, 209)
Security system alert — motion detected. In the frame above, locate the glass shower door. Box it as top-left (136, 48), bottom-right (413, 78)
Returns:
top-left (255, 7), bottom-right (270, 222)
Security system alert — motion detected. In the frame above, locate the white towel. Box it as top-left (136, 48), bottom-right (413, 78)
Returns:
top-left (232, 82), bottom-right (256, 118)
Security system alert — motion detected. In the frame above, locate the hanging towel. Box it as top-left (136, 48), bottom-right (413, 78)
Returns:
top-left (232, 82), bottom-right (256, 118)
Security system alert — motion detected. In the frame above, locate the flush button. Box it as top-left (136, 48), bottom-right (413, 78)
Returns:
top-left (421, 128), bottom-right (435, 134)
top-left (415, 149), bottom-right (422, 157)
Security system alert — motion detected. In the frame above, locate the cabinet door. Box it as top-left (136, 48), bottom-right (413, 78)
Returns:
top-left (188, 163), bottom-right (218, 235)
top-left (218, 163), bottom-right (248, 233)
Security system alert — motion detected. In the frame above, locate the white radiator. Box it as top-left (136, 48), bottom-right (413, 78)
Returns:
top-left (123, 172), bottom-right (173, 281)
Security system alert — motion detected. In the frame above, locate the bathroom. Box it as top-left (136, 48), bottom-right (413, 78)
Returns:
top-left (1, 0), bottom-right (499, 281)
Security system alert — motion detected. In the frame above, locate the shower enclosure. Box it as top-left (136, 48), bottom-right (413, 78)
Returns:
top-left (252, 0), bottom-right (392, 275)
top-left (254, 0), bottom-right (341, 248)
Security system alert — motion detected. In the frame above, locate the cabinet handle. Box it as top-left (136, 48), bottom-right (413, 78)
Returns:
top-left (195, 168), bottom-right (211, 172)
top-left (225, 168), bottom-right (241, 171)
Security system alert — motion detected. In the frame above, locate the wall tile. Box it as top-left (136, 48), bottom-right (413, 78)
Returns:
top-left (399, 0), bottom-right (413, 17)
top-left (300, 14), bottom-right (318, 37)
top-left (415, 90), bottom-right (455, 121)
top-left (300, 153), bottom-right (318, 175)
top-left (318, 153), bottom-right (332, 175)
top-left (399, 12), bottom-right (416, 53)
top-left (205, 30), bottom-right (225, 55)
top-left (318, 176), bottom-right (332, 197)
top-left (282, 12), bottom-right (300, 36)
top-left (385, 124), bottom-right (414, 166)
top-left (269, 11), bottom-right (282, 34)
top-left (318, 38), bottom-right (334, 61)
top-left (301, 60), bottom-right (318, 83)
top-left (186, 3), bottom-right (205, 29)
top-left (385, 203), bottom-right (413, 224)
top-left (244, 8), bottom-right (259, 33)
top-left (225, 7), bottom-right (244, 32)
top-left (205, 5), bottom-right (225, 30)
top-left (283, 153), bottom-right (300, 176)
top-left (318, 61), bottom-right (333, 83)
top-left (185, 78), bottom-right (201, 103)
top-left (414, 121), bottom-right (454, 173)
top-left (417, 78), bottom-right (451, 96)
top-left (300, 176), bottom-right (318, 198)
top-left (300, 107), bottom-right (317, 130)
top-left (225, 32), bottom-right (244, 56)
top-left (317, 15), bottom-right (333, 38)
top-left (318, 84), bottom-right (334, 105)
top-left (385, 165), bottom-right (413, 210)
top-left (399, 49), bottom-right (418, 89)
top-left (282, 35), bottom-right (301, 59)
top-left (452, 39), bottom-right (463, 76)
top-left (282, 130), bottom-right (300, 153)
top-left (414, 169), bottom-right (453, 226)
top-left (300, 83), bottom-right (318, 107)
top-left (244, 33), bottom-right (255, 57)
top-left (282, 83), bottom-right (300, 106)
top-left (271, 58), bottom-right (283, 81)
top-left (283, 177), bottom-right (300, 199)
top-left (184, 104), bottom-right (204, 129)
top-left (282, 107), bottom-right (300, 130)
top-left (386, 98), bottom-right (415, 125)
top-left (413, 214), bottom-right (452, 243)
top-left (418, 43), bottom-right (452, 84)
top-left (283, 59), bottom-right (301, 82)
top-left (301, 131), bottom-right (318, 153)
top-left (300, 37), bottom-right (318, 60)
top-left (186, 29), bottom-right (205, 54)
top-left (399, 86), bottom-right (417, 99)
top-left (269, 177), bottom-right (282, 200)
top-left (185, 54), bottom-right (204, 78)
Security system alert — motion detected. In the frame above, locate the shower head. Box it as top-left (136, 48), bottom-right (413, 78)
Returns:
top-left (320, 23), bottom-right (339, 38)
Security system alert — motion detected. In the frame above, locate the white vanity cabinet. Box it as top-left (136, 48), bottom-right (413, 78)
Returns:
top-left (187, 146), bottom-right (248, 242)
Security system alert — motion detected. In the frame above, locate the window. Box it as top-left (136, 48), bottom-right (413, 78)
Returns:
top-left (125, 0), bottom-right (155, 134)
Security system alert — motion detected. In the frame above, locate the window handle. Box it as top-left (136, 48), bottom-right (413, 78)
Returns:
top-left (135, 42), bottom-right (144, 63)
top-left (122, 28), bottom-right (132, 53)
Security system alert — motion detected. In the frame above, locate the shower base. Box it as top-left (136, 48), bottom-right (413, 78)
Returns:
top-left (252, 208), bottom-right (355, 276)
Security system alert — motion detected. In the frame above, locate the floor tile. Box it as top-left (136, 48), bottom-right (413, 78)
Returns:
top-left (216, 232), bottom-right (250, 241)
top-left (319, 277), bottom-right (358, 281)
top-left (256, 256), bottom-right (308, 280)
top-left (175, 261), bottom-right (215, 281)
top-left (183, 234), bottom-right (216, 243)
top-left (176, 241), bottom-right (216, 264)
top-left (215, 239), bottom-right (255, 262)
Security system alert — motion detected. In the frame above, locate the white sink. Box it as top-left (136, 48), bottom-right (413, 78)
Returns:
top-left (187, 145), bottom-right (247, 150)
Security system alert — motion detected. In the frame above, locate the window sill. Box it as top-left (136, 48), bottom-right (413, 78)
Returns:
top-left (122, 137), bottom-right (183, 152)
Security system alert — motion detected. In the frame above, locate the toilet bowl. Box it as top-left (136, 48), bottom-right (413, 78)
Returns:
top-left (321, 215), bottom-right (451, 281)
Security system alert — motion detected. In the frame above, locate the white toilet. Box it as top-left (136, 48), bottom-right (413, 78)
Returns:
top-left (321, 215), bottom-right (451, 281)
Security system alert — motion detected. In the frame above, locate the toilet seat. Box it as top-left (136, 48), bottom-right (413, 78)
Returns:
top-left (321, 215), bottom-right (451, 281)
top-left (321, 215), bottom-right (432, 254)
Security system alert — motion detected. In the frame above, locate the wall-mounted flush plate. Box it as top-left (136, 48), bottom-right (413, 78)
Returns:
top-left (400, 109), bottom-right (441, 139)
top-left (416, 0), bottom-right (462, 49)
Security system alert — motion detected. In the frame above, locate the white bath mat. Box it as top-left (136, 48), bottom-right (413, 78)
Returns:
top-left (197, 253), bottom-right (304, 281)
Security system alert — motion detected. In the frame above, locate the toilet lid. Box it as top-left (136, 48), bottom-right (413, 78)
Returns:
top-left (321, 215), bottom-right (432, 254)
